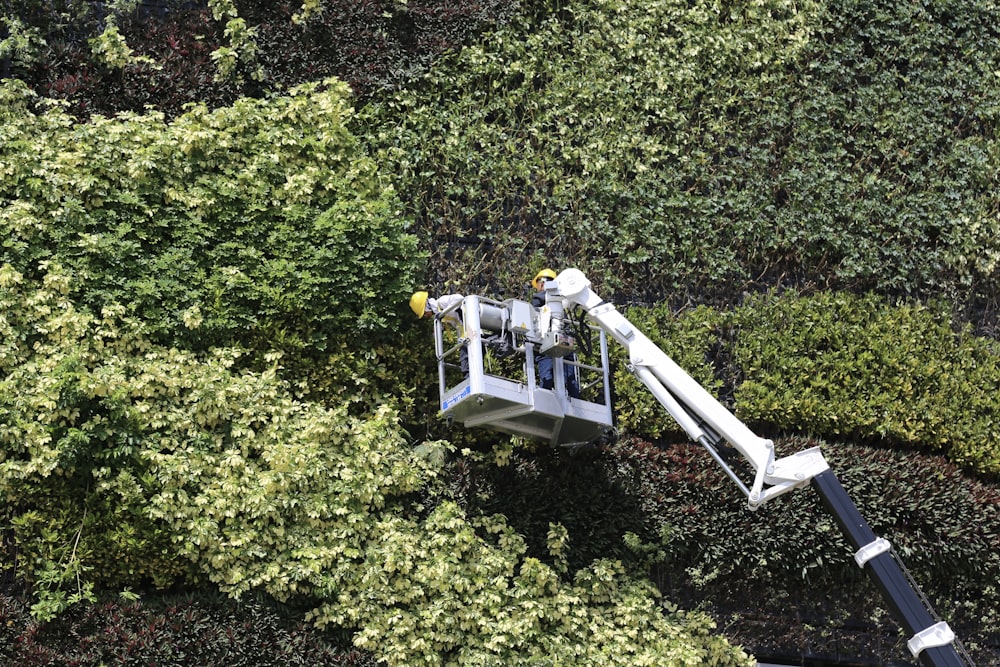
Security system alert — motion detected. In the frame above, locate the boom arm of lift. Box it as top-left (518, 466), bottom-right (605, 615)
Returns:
top-left (545, 268), bottom-right (970, 667)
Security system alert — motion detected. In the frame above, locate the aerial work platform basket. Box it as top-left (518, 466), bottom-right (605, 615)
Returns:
top-left (433, 295), bottom-right (614, 446)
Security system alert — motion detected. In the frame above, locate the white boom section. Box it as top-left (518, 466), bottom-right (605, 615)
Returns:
top-left (550, 269), bottom-right (830, 509)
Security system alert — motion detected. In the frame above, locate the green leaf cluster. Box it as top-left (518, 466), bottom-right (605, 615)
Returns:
top-left (0, 264), bottom-right (199, 617)
top-left (1, 261), bottom-right (431, 616)
top-left (0, 77), bottom-right (422, 354)
top-left (731, 291), bottom-right (1000, 474)
top-left (306, 503), bottom-right (751, 667)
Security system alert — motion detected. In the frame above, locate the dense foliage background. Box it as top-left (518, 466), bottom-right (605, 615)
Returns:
top-left (2, 0), bottom-right (998, 665)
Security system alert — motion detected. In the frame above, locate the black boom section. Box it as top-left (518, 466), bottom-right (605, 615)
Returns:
top-left (810, 470), bottom-right (969, 667)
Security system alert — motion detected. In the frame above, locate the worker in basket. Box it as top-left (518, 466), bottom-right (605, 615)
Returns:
top-left (410, 290), bottom-right (468, 374)
top-left (410, 288), bottom-right (518, 381)
top-left (530, 269), bottom-right (581, 398)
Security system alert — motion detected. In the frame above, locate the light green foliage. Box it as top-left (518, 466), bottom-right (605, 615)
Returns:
top-left (0, 261), bottom-right (438, 624)
top-left (208, 0), bottom-right (238, 21)
top-left (307, 503), bottom-right (752, 667)
top-left (731, 291), bottom-right (1000, 473)
top-left (0, 15), bottom-right (44, 67)
top-left (147, 400), bottom-right (432, 600)
top-left (0, 263), bottom-right (752, 663)
top-left (613, 294), bottom-right (1000, 475)
top-left (210, 17), bottom-right (263, 83)
top-left (0, 263), bottom-right (195, 618)
top-left (0, 77), bottom-right (422, 353)
top-left (89, 23), bottom-right (150, 70)
top-left (293, 0), bottom-right (324, 24)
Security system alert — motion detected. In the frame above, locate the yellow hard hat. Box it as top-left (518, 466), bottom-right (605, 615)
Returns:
top-left (409, 291), bottom-right (429, 318)
top-left (532, 268), bottom-right (557, 291)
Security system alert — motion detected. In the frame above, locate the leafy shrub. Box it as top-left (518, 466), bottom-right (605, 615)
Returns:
top-left (306, 501), bottom-right (753, 667)
top-left (605, 436), bottom-right (1000, 585)
top-left (9, 0), bottom-right (1000, 314)
top-left (149, 423), bottom-right (751, 667)
top-left (764, 0), bottom-right (1000, 295)
top-left (0, 264), bottom-right (195, 617)
top-left (0, 262), bottom-right (431, 619)
top-left (0, 77), bottom-right (422, 355)
top-left (358, 0), bottom-right (825, 295)
top-left (730, 291), bottom-right (1000, 474)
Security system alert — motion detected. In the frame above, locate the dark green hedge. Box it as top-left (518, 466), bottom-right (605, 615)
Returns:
top-left (359, 0), bottom-right (1000, 321)
top-left (1, 0), bottom-right (518, 120)
top-left (611, 437), bottom-right (1000, 665)
top-left (605, 437), bottom-right (1000, 586)
top-left (0, 591), bottom-right (376, 666)
top-left (449, 438), bottom-right (1000, 664)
